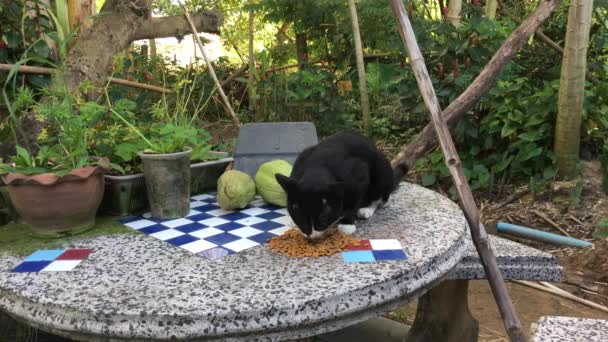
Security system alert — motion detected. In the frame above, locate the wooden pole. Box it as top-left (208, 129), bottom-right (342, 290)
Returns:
top-left (0, 63), bottom-right (172, 94)
top-left (248, 0), bottom-right (257, 117)
top-left (348, 0), bottom-right (372, 136)
top-left (389, 1), bottom-right (525, 341)
top-left (179, 3), bottom-right (242, 127)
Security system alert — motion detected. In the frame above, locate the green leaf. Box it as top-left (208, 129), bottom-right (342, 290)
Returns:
top-left (501, 123), bottom-right (517, 138)
top-left (543, 168), bottom-right (557, 180)
top-left (518, 131), bottom-right (541, 142)
top-left (521, 146), bottom-right (543, 161)
top-left (32, 40), bottom-right (50, 58)
top-left (15, 146), bottom-right (33, 167)
top-left (422, 173), bottom-right (437, 186)
top-left (115, 143), bottom-right (141, 162)
top-left (595, 218), bottom-right (608, 238)
top-left (430, 152), bottom-right (443, 164)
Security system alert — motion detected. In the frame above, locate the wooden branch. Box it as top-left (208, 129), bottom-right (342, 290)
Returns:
top-left (389, 2), bottom-right (525, 341)
top-left (221, 64), bottom-right (249, 88)
top-left (133, 9), bottom-right (222, 40)
top-left (0, 63), bottom-right (171, 93)
top-left (180, 3), bottom-right (241, 127)
top-left (391, 0), bottom-right (562, 171)
top-left (514, 280), bottom-right (608, 314)
top-left (493, 186), bottom-right (530, 210)
top-left (531, 209), bottom-right (571, 237)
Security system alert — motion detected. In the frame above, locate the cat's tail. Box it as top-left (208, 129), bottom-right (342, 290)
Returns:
top-left (392, 163), bottom-right (409, 191)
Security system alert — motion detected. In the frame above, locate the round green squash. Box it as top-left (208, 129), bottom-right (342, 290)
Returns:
top-left (255, 160), bottom-right (292, 207)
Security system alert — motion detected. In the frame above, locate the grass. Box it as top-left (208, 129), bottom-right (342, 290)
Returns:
top-left (0, 217), bottom-right (135, 257)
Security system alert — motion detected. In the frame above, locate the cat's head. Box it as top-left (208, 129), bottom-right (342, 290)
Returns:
top-left (275, 174), bottom-right (344, 240)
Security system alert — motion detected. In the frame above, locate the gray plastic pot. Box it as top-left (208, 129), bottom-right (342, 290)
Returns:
top-left (139, 148), bottom-right (192, 219)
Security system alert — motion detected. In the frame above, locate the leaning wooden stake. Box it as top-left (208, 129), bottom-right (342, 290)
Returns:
top-left (179, 3), bottom-right (242, 127)
top-left (389, 1), bottom-right (525, 341)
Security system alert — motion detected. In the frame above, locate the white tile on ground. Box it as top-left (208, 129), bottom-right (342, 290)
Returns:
top-left (150, 229), bottom-right (185, 241)
top-left (198, 217), bottom-right (230, 227)
top-left (41, 260), bottom-right (82, 272)
top-left (230, 227), bottom-right (264, 238)
top-left (235, 216), bottom-right (266, 226)
top-left (190, 227), bottom-right (224, 239)
top-left (268, 226), bottom-right (291, 236)
top-left (161, 218), bottom-right (194, 228)
top-left (370, 239), bottom-right (403, 251)
top-left (180, 239), bottom-right (217, 254)
top-left (223, 238), bottom-right (259, 252)
top-left (240, 207), bottom-right (269, 216)
top-left (271, 216), bottom-right (294, 226)
top-left (125, 219), bottom-right (157, 230)
top-left (207, 208), bottom-right (234, 217)
top-left (142, 212), bottom-right (152, 218)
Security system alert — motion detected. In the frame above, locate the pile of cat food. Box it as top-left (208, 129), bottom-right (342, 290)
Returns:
top-left (268, 228), bottom-right (360, 258)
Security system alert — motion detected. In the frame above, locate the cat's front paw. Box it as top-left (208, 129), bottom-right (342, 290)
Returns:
top-left (338, 224), bottom-right (357, 235)
top-left (357, 207), bottom-right (376, 219)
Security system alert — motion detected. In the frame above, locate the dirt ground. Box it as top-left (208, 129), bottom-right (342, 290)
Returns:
top-left (386, 280), bottom-right (608, 341)
top-left (384, 160), bottom-right (608, 340)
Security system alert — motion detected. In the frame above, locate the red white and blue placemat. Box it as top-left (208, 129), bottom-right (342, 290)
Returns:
top-left (118, 193), bottom-right (293, 260)
top-left (342, 239), bottom-right (407, 262)
top-left (11, 249), bottom-right (93, 273)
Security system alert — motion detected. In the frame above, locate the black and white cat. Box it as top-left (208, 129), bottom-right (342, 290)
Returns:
top-left (275, 131), bottom-right (407, 240)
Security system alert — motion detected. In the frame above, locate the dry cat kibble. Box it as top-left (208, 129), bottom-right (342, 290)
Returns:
top-left (268, 228), bottom-right (360, 257)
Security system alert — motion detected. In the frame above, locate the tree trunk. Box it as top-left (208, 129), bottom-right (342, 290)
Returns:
top-left (485, 0), bottom-right (498, 19)
top-left (447, 0), bottom-right (462, 28)
top-left (64, 0), bottom-right (222, 95)
top-left (295, 33), bottom-right (308, 70)
top-left (348, 0), bottom-right (372, 136)
top-left (554, 0), bottom-right (594, 179)
top-left (248, 0), bottom-right (257, 118)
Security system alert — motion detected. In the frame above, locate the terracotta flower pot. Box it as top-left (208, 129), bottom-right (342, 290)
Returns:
top-left (1, 160), bottom-right (108, 237)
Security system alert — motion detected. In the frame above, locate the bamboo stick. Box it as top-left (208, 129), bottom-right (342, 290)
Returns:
top-left (514, 280), bottom-right (608, 314)
top-left (0, 63), bottom-right (172, 93)
top-left (179, 3), bottom-right (242, 127)
top-left (531, 210), bottom-right (571, 237)
top-left (389, 1), bottom-right (525, 341)
top-left (348, 0), bottom-right (371, 135)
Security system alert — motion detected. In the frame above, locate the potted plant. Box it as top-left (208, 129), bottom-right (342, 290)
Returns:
top-left (101, 69), bottom-right (233, 218)
top-left (92, 99), bottom-right (233, 217)
top-left (0, 88), bottom-right (120, 236)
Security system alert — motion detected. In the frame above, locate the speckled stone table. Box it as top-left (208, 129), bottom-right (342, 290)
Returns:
top-left (0, 182), bottom-right (469, 341)
top-left (531, 316), bottom-right (608, 342)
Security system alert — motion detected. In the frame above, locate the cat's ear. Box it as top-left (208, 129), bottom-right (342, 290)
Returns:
top-left (275, 174), bottom-right (297, 193)
top-left (328, 182), bottom-right (344, 198)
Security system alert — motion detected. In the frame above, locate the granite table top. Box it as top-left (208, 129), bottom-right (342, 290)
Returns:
top-left (0, 182), bottom-right (469, 341)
